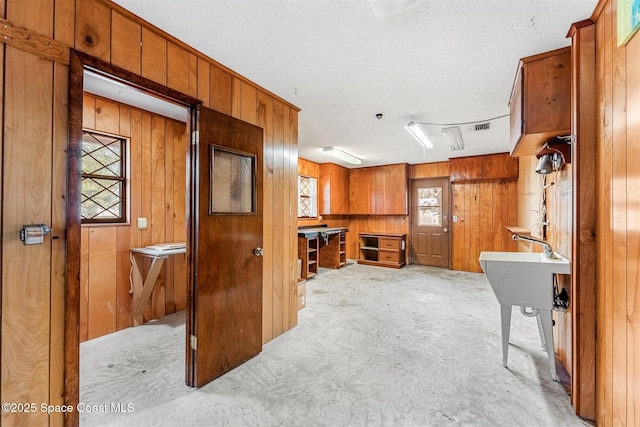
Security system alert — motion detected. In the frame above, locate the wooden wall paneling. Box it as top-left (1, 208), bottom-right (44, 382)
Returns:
top-left (258, 91), bottom-right (275, 343)
top-left (140, 112), bottom-right (154, 321)
top-left (94, 96), bottom-right (120, 135)
top-left (1, 47), bottom-right (52, 427)
top-left (288, 109), bottom-right (299, 328)
top-left (231, 77), bottom-right (243, 119)
top-left (164, 122), bottom-right (176, 313)
top-left (625, 28), bottom-right (640, 427)
top-left (167, 42), bottom-right (189, 94)
top-left (87, 227), bottom-right (117, 339)
top-left (241, 81), bottom-right (257, 125)
top-left (75, 0), bottom-right (110, 61)
top-left (150, 115), bottom-right (167, 319)
top-left (210, 64), bottom-right (232, 115)
top-left (83, 92), bottom-right (96, 129)
top-left (272, 100), bottom-right (285, 336)
top-left (50, 62), bottom-right (68, 425)
top-left (197, 57), bottom-right (210, 108)
top-left (111, 11), bottom-right (141, 74)
top-left (116, 226), bottom-right (133, 330)
top-left (596, 1), bottom-right (614, 424)
top-left (469, 184), bottom-right (482, 272)
top-left (611, 2), bottom-right (628, 422)
top-left (129, 108), bottom-right (143, 249)
top-left (188, 53), bottom-right (198, 98)
top-left (172, 121), bottom-right (188, 311)
top-left (119, 104), bottom-right (131, 137)
top-left (7, 0), bottom-right (52, 35)
top-left (281, 106), bottom-right (291, 331)
top-left (141, 26), bottom-right (167, 85)
top-left (54, 0), bottom-right (75, 47)
top-left (479, 181), bottom-right (494, 264)
top-left (167, 42), bottom-right (189, 93)
top-left (450, 183), bottom-right (463, 270)
top-left (80, 227), bottom-right (89, 342)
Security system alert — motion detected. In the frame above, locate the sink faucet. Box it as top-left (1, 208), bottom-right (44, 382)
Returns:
top-left (512, 233), bottom-right (556, 259)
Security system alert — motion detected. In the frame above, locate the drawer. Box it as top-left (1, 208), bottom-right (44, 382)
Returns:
top-left (378, 250), bottom-right (399, 263)
top-left (379, 238), bottom-right (400, 250)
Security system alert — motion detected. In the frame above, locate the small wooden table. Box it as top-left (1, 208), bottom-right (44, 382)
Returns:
top-left (130, 243), bottom-right (186, 326)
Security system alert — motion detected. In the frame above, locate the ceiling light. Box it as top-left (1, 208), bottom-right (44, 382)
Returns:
top-left (323, 146), bottom-right (362, 165)
top-left (405, 121), bottom-right (433, 148)
top-left (442, 126), bottom-right (464, 151)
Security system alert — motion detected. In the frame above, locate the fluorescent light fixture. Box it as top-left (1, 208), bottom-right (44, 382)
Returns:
top-left (442, 126), bottom-right (464, 151)
top-left (405, 121), bottom-right (433, 148)
top-left (323, 146), bottom-right (362, 165)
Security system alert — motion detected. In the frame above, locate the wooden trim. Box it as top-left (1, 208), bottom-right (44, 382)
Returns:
top-left (65, 49), bottom-right (201, 426)
top-left (0, 17), bottom-right (70, 64)
top-left (64, 49), bottom-right (83, 427)
top-left (73, 50), bottom-right (200, 108)
top-left (570, 20), bottom-right (597, 420)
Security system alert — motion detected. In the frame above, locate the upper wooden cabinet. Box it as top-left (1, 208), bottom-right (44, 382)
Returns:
top-left (509, 46), bottom-right (571, 157)
top-left (349, 164), bottom-right (408, 215)
top-left (450, 153), bottom-right (518, 183)
top-left (319, 162), bottom-right (349, 215)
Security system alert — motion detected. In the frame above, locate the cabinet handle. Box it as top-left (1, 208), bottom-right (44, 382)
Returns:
top-left (254, 247), bottom-right (265, 256)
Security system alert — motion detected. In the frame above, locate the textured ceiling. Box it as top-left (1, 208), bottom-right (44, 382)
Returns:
top-left (112, 0), bottom-right (596, 167)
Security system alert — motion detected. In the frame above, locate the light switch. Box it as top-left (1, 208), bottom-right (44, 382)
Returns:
top-left (452, 215), bottom-right (458, 222)
top-left (137, 218), bottom-right (148, 229)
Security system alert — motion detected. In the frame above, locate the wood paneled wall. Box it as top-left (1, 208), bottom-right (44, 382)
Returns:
top-left (0, 0), bottom-right (298, 425)
top-left (298, 159), bottom-right (517, 273)
top-left (592, 0), bottom-right (640, 425)
top-left (517, 154), bottom-right (574, 392)
top-left (80, 94), bottom-right (187, 342)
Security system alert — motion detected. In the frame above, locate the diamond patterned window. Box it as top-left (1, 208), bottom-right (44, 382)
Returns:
top-left (298, 175), bottom-right (317, 218)
top-left (81, 131), bottom-right (127, 223)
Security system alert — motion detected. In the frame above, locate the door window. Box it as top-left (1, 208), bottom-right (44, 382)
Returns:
top-left (210, 146), bottom-right (256, 214)
top-left (417, 186), bottom-right (442, 227)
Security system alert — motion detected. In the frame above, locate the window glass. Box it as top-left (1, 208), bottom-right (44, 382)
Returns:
top-left (417, 186), bottom-right (442, 227)
top-left (298, 175), bottom-right (317, 218)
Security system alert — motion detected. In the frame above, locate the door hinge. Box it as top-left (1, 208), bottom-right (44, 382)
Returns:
top-left (190, 334), bottom-right (198, 350)
top-left (191, 131), bottom-right (199, 145)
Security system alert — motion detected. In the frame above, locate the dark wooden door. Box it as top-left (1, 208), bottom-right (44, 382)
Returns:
top-left (410, 178), bottom-right (450, 268)
top-left (186, 106), bottom-right (263, 387)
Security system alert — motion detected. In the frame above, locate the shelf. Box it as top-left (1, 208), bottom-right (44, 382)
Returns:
top-left (358, 232), bottom-right (406, 269)
top-left (360, 246), bottom-right (378, 251)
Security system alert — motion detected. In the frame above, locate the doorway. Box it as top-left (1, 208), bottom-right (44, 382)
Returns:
top-left (409, 178), bottom-right (451, 268)
top-left (66, 50), bottom-right (264, 424)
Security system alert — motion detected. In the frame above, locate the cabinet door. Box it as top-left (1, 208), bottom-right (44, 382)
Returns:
top-left (319, 162), bottom-right (349, 215)
top-left (349, 168), bottom-right (370, 214)
top-left (382, 164), bottom-right (408, 215)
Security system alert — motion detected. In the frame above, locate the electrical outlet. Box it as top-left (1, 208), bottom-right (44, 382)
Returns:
top-left (137, 218), bottom-right (148, 230)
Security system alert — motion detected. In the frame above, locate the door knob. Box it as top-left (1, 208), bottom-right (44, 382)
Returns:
top-left (254, 247), bottom-right (265, 256)
top-left (443, 228), bottom-right (448, 233)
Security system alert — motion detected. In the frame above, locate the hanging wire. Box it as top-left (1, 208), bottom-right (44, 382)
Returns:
top-left (412, 113), bottom-right (510, 127)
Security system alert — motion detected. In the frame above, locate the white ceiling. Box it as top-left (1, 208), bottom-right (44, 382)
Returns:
top-left (110, 0), bottom-right (596, 168)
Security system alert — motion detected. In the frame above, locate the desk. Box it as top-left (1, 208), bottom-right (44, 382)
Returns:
top-left (297, 226), bottom-right (348, 279)
top-left (130, 243), bottom-right (186, 326)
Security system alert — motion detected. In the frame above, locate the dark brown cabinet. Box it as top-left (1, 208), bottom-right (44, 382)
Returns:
top-left (358, 233), bottom-right (407, 268)
top-left (509, 46), bottom-right (571, 157)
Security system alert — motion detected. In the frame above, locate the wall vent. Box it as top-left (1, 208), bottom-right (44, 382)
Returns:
top-left (474, 122), bottom-right (491, 131)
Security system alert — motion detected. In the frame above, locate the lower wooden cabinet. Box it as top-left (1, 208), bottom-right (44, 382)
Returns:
top-left (358, 233), bottom-right (407, 268)
top-left (297, 236), bottom-right (318, 279)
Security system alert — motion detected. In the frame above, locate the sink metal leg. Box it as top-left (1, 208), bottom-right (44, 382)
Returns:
top-left (539, 309), bottom-right (557, 381)
top-left (536, 313), bottom-right (547, 351)
top-left (500, 304), bottom-right (512, 368)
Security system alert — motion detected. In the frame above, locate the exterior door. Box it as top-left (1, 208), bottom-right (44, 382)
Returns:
top-left (410, 178), bottom-right (450, 268)
top-left (186, 106), bottom-right (264, 387)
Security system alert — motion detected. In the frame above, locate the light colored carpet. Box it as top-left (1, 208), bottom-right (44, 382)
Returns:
top-left (80, 263), bottom-right (591, 427)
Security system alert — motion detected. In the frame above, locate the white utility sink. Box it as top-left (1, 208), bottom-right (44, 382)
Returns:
top-left (479, 251), bottom-right (571, 381)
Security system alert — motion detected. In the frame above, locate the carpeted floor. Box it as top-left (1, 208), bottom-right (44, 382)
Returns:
top-left (80, 263), bottom-right (591, 426)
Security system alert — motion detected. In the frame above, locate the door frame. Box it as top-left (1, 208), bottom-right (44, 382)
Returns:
top-left (65, 50), bottom-right (201, 427)
top-left (408, 177), bottom-right (452, 267)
